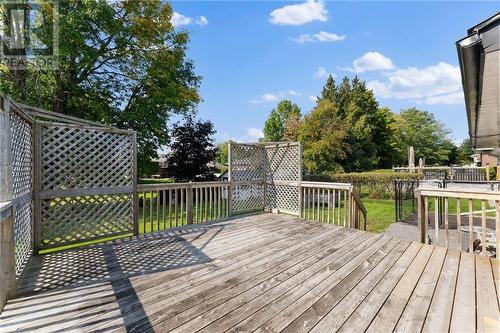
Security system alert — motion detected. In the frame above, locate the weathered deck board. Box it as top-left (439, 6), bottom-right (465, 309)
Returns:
top-left (0, 213), bottom-right (498, 333)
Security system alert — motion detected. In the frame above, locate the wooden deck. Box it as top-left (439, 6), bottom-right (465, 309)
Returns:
top-left (0, 213), bottom-right (498, 332)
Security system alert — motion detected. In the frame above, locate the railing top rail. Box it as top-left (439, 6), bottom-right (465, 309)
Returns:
top-left (300, 181), bottom-right (352, 190)
top-left (137, 181), bottom-right (230, 191)
top-left (351, 189), bottom-right (367, 216)
top-left (417, 188), bottom-right (500, 200)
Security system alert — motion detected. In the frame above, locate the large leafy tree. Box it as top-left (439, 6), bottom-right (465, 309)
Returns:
top-left (299, 100), bottom-right (348, 174)
top-left (167, 116), bottom-right (217, 181)
top-left (216, 142), bottom-right (229, 166)
top-left (0, 0), bottom-right (201, 175)
top-left (263, 100), bottom-right (301, 142)
top-left (393, 108), bottom-right (452, 165)
top-left (315, 75), bottom-right (395, 171)
top-left (456, 139), bottom-right (474, 165)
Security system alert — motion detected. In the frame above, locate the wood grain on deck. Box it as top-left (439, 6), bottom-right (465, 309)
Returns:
top-left (0, 213), bottom-right (498, 332)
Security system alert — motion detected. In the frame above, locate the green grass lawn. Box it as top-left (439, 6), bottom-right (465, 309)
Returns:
top-left (363, 199), bottom-right (396, 233)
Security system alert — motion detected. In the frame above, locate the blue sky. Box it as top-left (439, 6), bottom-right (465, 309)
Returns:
top-left (170, 1), bottom-right (499, 144)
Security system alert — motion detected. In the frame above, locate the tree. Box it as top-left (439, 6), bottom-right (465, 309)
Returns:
top-left (263, 100), bottom-right (301, 142)
top-left (216, 142), bottom-right (229, 166)
top-left (282, 112), bottom-right (302, 141)
top-left (167, 116), bottom-right (217, 181)
top-left (313, 75), bottom-right (395, 171)
top-left (456, 139), bottom-right (474, 165)
top-left (393, 108), bottom-right (452, 165)
top-left (299, 100), bottom-right (348, 174)
top-left (0, 1), bottom-right (201, 175)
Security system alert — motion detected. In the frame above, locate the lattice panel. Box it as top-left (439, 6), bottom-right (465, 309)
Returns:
top-left (41, 125), bottom-right (134, 190)
top-left (13, 202), bottom-right (33, 276)
top-left (267, 184), bottom-right (300, 214)
top-left (230, 144), bottom-right (264, 182)
top-left (231, 184), bottom-right (264, 214)
top-left (10, 109), bottom-right (33, 197)
top-left (40, 194), bottom-right (133, 249)
top-left (10, 108), bottom-right (34, 277)
top-left (265, 144), bottom-right (300, 182)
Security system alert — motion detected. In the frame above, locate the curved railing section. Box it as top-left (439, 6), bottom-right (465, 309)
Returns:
top-left (300, 181), bottom-right (366, 230)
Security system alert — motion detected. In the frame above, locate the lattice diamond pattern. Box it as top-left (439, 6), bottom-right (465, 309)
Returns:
top-left (13, 202), bottom-right (33, 276)
top-left (10, 110), bottom-right (33, 197)
top-left (265, 144), bottom-right (300, 182)
top-left (41, 125), bottom-right (133, 190)
top-left (40, 194), bottom-right (133, 249)
top-left (230, 145), bottom-right (264, 182)
top-left (232, 184), bottom-right (264, 214)
top-left (10, 108), bottom-right (34, 278)
top-left (229, 143), bottom-right (301, 215)
top-left (267, 184), bottom-right (299, 214)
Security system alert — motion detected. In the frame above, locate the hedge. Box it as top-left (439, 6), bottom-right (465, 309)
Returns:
top-left (305, 171), bottom-right (420, 199)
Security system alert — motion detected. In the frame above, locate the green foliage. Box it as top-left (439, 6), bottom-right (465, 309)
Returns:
top-left (216, 142), bottom-right (229, 166)
top-left (138, 178), bottom-right (175, 185)
top-left (263, 100), bottom-right (301, 142)
top-left (167, 116), bottom-right (217, 181)
top-left (315, 76), bottom-right (396, 172)
top-left (0, 0), bottom-right (201, 175)
top-left (299, 100), bottom-right (348, 173)
top-left (456, 139), bottom-right (474, 165)
top-left (392, 108), bottom-right (452, 165)
top-left (306, 171), bottom-right (419, 199)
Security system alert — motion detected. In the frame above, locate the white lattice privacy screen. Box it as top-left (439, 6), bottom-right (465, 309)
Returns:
top-left (229, 142), bottom-right (302, 215)
top-left (38, 123), bottom-right (135, 249)
top-left (10, 105), bottom-right (34, 276)
top-left (265, 143), bottom-right (301, 215)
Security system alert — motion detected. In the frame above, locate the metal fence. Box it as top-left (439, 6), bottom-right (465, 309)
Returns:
top-left (395, 178), bottom-right (500, 223)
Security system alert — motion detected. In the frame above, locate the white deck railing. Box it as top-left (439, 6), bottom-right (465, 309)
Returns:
top-left (136, 180), bottom-right (367, 233)
top-left (417, 188), bottom-right (500, 257)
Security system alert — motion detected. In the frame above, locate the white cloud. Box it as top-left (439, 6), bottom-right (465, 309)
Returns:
top-left (196, 16), bottom-right (209, 26)
top-left (293, 31), bottom-right (345, 44)
top-left (342, 52), bottom-right (395, 73)
top-left (309, 95), bottom-right (317, 102)
top-left (251, 90), bottom-right (301, 104)
top-left (251, 93), bottom-right (279, 104)
top-left (246, 127), bottom-right (264, 141)
top-left (423, 91), bottom-right (464, 105)
top-left (270, 0), bottom-right (328, 26)
top-left (172, 12), bottom-right (208, 27)
top-left (367, 62), bottom-right (463, 105)
top-left (314, 67), bottom-right (336, 79)
top-left (287, 90), bottom-right (301, 96)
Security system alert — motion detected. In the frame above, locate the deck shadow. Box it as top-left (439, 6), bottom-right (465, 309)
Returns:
top-left (17, 226), bottom-right (219, 296)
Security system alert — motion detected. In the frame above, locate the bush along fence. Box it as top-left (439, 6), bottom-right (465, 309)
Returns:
top-left (306, 171), bottom-right (420, 200)
top-left (0, 97), bottom-right (366, 312)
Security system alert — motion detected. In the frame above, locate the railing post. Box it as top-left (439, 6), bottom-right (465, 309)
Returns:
top-left (347, 186), bottom-right (352, 228)
top-left (228, 182), bottom-right (233, 216)
top-left (132, 132), bottom-right (139, 236)
top-left (0, 205), bottom-right (16, 313)
top-left (33, 122), bottom-right (42, 253)
top-left (186, 183), bottom-right (193, 224)
top-left (417, 191), bottom-right (426, 243)
top-left (0, 96), bottom-right (16, 312)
